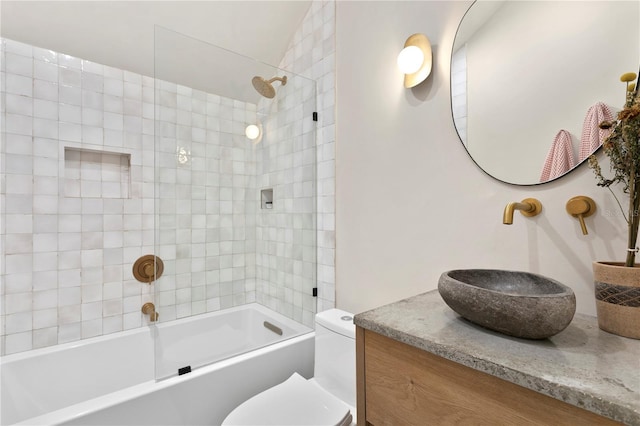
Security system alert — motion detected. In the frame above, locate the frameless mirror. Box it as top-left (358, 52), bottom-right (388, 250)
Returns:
top-left (451, 1), bottom-right (639, 185)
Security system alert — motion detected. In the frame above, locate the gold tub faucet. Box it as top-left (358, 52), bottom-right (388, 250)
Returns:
top-left (503, 198), bottom-right (543, 224)
top-left (141, 302), bottom-right (159, 322)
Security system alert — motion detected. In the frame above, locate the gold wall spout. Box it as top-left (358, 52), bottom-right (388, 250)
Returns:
top-left (503, 198), bottom-right (542, 224)
top-left (142, 302), bottom-right (159, 322)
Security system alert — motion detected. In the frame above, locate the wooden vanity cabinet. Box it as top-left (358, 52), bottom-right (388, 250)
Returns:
top-left (356, 327), bottom-right (620, 426)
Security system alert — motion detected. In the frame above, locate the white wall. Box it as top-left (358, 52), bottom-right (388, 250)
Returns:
top-left (335, 1), bottom-right (630, 317)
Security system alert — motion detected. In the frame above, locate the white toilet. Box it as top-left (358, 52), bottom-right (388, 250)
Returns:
top-left (222, 309), bottom-right (356, 426)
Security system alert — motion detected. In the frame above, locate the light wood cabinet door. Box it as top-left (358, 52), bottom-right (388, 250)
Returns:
top-left (356, 327), bottom-right (619, 426)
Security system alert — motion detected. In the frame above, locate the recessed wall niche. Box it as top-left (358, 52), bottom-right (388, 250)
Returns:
top-left (64, 147), bottom-right (131, 198)
top-left (261, 188), bottom-right (273, 209)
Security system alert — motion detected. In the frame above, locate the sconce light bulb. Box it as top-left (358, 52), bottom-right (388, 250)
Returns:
top-left (397, 45), bottom-right (424, 74)
top-left (245, 124), bottom-right (260, 140)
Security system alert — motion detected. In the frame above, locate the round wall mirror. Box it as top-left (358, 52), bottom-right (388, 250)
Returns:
top-left (451, 1), bottom-right (639, 185)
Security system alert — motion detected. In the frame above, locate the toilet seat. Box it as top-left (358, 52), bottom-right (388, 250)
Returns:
top-left (222, 373), bottom-right (352, 426)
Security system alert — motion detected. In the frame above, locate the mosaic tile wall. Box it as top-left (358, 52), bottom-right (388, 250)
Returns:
top-left (0, 38), bottom-right (158, 354)
top-left (254, 72), bottom-right (317, 326)
top-left (153, 81), bottom-right (259, 323)
top-left (0, 0), bottom-right (335, 355)
top-left (278, 0), bottom-right (336, 314)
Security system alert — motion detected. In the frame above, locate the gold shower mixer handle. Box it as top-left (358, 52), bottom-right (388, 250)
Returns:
top-left (133, 255), bottom-right (164, 284)
top-left (566, 196), bottom-right (596, 235)
top-left (141, 303), bottom-right (159, 322)
top-left (143, 263), bottom-right (154, 277)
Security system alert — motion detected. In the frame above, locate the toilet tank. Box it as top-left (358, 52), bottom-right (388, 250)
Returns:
top-left (314, 309), bottom-right (356, 408)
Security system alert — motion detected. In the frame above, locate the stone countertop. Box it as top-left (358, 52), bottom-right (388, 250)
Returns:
top-left (354, 290), bottom-right (640, 425)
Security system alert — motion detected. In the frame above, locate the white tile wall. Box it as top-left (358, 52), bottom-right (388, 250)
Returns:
top-left (154, 81), bottom-right (259, 323)
top-left (254, 71), bottom-right (317, 326)
top-left (278, 0), bottom-right (336, 314)
top-left (0, 39), bottom-right (166, 353)
top-left (1, 0), bottom-right (335, 353)
top-left (0, 38), bottom-right (158, 354)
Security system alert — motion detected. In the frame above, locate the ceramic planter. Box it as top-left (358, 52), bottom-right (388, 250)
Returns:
top-left (592, 261), bottom-right (640, 339)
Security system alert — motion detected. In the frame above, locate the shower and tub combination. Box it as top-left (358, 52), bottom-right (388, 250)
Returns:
top-left (2, 306), bottom-right (314, 425)
top-left (1, 26), bottom-right (319, 425)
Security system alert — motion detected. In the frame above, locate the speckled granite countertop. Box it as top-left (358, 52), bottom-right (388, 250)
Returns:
top-left (354, 290), bottom-right (640, 425)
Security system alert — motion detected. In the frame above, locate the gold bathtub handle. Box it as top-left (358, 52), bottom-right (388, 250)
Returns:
top-left (143, 263), bottom-right (154, 278)
top-left (142, 303), bottom-right (159, 322)
top-left (133, 255), bottom-right (164, 284)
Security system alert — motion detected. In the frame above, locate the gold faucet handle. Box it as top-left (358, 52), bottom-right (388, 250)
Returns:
top-left (520, 198), bottom-right (543, 217)
top-left (133, 255), bottom-right (164, 284)
top-left (566, 196), bottom-right (596, 235)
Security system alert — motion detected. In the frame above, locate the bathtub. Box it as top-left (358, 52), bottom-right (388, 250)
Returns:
top-left (1, 303), bottom-right (314, 425)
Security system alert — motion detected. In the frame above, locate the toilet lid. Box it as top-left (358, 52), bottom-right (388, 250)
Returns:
top-left (222, 373), bottom-right (352, 426)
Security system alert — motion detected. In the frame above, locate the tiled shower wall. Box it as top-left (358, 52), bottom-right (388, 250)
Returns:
top-left (154, 82), bottom-right (258, 323)
top-left (1, 39), bottom-right (155, 354)
top-left (151, 0), bottom-right (337, 326)
top-left (254, 0), bottom-right (335, 325)
top-left (255, 73), bottom-right (317, 326)
top-left (0, 0), bottom-right (336, 355)
top-left (0, 38), bottom-right (258, 355)
top-left (279, 0), bottom-right (336, 313)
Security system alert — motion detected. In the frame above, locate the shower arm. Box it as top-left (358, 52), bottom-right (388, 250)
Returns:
top-left (267, 76), bottom-right (287, 85)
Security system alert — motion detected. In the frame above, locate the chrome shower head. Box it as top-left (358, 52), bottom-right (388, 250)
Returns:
top-left (252, 75), bottom-right (287, 99)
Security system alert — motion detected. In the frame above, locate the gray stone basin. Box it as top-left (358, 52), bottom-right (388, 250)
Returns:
top-left (438, 269), bottom-right (576, 339)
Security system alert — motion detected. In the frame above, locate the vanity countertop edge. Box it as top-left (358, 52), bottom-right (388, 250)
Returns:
top-left (353, 290), bottom-right (640, 425)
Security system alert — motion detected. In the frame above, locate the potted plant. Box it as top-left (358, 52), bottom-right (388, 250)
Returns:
top-left (588, 71), bottom-right (640, 339)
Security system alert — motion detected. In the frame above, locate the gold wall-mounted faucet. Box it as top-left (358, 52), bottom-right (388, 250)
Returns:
top-left (142, 302), bottom-right (159, 322)
top-left (503, 198), bottom-right (543, 224)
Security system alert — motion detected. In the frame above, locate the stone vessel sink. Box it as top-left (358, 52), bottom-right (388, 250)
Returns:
top-left (438, 269), bottom-right (576, 339)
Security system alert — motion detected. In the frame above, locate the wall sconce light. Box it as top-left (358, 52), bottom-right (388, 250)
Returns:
top-left (397, 33), bottom-right (432, 88)
top-left (245, 124), bottom-right (260, 140)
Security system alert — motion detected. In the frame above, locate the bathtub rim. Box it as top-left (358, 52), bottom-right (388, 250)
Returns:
top-left (153, 302), bottom-right (314, 379)
top-left (0, 302), bottom-right (312, 364)
top-left (10, 332), bottom-right (315, 426)
top-left (2, 303), bottom-right (314, 425)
